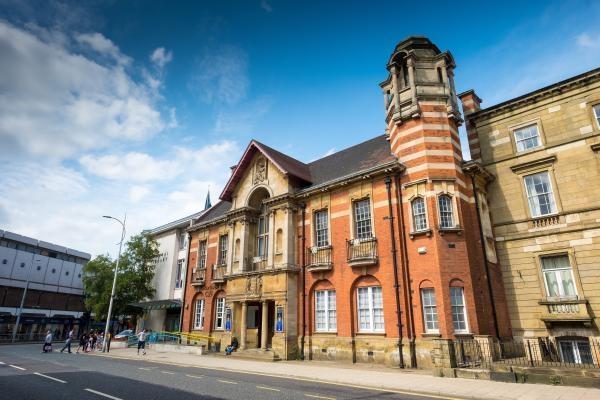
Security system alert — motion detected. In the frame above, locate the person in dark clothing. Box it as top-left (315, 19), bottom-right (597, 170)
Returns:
top-left (225, 337), bottom-right (239, 355)
top-left (76, 332), bottom-right (87, 354)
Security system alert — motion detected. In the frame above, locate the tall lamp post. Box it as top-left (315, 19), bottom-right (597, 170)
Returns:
top-left (101, 214), bottom-right (126, 353)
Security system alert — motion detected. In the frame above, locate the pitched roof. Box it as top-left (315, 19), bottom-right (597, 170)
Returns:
top-left (220, 140), bottom-right (311, 201)
top-left (219, 134), bottom-right (396, 202)
top-left (192, 200), bottom-right (232, 226)
top-left (307, 135), bottom-right (395, 186)
top-left (144, 209), bottom-right (207, 235)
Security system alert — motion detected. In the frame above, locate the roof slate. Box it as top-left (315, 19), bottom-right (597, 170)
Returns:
top-left (194, 134), bottom-right (396, 228)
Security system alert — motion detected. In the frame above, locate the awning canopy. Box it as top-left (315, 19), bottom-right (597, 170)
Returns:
top-left (130, 299), bottom-right (182, 310)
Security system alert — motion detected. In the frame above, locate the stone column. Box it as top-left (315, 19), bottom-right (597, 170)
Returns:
top-left (240, 301), bottom-right (247, 350)
top-left (261, 300), bottom-right (269, 350)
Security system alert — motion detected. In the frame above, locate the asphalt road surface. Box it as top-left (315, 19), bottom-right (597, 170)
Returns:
top-left (0, 344), bottom-right (448, 400)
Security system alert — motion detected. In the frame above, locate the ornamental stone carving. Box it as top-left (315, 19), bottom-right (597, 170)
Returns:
top-left (253, 157), bottom-right (267, 184)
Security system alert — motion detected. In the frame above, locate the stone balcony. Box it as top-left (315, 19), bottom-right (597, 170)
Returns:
top-left (539, 298), bottom-right (593, 327)
top-left (212, 264), bottom-right (226, 283)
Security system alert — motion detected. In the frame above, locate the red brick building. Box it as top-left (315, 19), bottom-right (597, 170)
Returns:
top-left (180, 36), bottom-right (511, 368)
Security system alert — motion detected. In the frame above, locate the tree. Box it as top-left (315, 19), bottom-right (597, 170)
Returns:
top-left (82, 233), bottom-right (159, 322)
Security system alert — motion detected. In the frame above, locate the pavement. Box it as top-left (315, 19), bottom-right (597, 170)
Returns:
top-left (2, 344), bottom-right (600, 400)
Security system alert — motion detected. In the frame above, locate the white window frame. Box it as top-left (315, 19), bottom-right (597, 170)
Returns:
top-left (353, 198), bottom-right (373, 239)
top-left (357, 286), bottom-right (384, 333)
top-left (541, 254), bottom-right (578, 300)
top-left (218, 235), bottom-right (228, 266)
top-left (198, 240), bottom-right (207, 269)
top-left (421, 288), bottom-right (439, 333)
top-left (593, 104), bottom-right (600, 129)
top-left (437, 195), bottom-right (455, 229)
top-left (411, 196), bottom-right (428, 232)
top-left (175, 259), bottom-right (184, 289)
top-left (513, 123), bottom-right (542, 152)
top-left (314, 289), bottom-right (337, 332)
top-left (194, 298), bottom-right (205, 330)
top-left (256, 203), bottom-right (269, 259)
top-left (314, 209), bottom-right (329, 247)
top-left (214, 297), bottom-right (226, 330)
top-left (523, 171), bottom-right (557, 217)
top-left (450, 287), bottom-right (469, 333)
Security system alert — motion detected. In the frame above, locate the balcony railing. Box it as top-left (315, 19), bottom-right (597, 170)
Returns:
top-left (212, 264), bottom-right (226, 283)
top-left (190, 267), bottom-right (206, 286)
top-left (246, 256), bottom-right (268, 272)
top-left (306, 246), bottom-right (333, 271)
top-left (346, 237), bottom-right (378, 267)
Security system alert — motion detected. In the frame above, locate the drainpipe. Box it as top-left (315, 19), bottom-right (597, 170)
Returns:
top-left (178, 231), bottom-right (192, 342)
top-left (385, 176), bottom-right (405, 369)
top-left (395, 175), bottom-right (417, 368)
top-left (299, 203), bottom-right (307, 360)
top-left (470, 175), bottom-right (500, 339)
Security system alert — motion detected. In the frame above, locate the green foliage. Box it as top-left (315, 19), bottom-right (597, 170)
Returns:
top-left (82, 233), bottom-right (159, 320)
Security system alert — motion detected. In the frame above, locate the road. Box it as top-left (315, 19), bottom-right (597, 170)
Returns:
top-left (0, 344), bottom-right (450, 400)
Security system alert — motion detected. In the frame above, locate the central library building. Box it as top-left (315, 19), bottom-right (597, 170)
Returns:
top-left (180, 36), bottom-right (600, 368)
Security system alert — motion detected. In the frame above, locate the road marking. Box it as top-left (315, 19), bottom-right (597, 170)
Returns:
top-left (138, 367), bottom-right (152, 370)
top-left (160, 370), bottom-right (175, 375)
top-left (218, 379), bottom-right (238, 384)
top-left (185, 374), bottom-right (203, 379)
top-left (0, 361), bottom-right (5, 364)
top-left (90, 353), bottom-right (465, 400)
top-left (257, 385), bottom-right (280, 392)
top-left (33, 372), bottom-right (67, 383)
top-left (305, 395), bottom-right (335, 400)
top-left (84, 388), bottom-right (124, 400)
top-left (9, 364), bottom-right (26, 371)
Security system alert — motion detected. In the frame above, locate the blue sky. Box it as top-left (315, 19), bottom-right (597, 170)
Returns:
top-left (0, 0), bottom-right (599, 256)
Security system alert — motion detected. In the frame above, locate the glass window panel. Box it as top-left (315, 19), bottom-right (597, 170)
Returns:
top-left (421, 288), bottom-right (439, 332)
top-left (594, 105), bottom-right (600, 127)
top-left (412, 197), bottom-right (427, 231)
top-left (541, 255), bottom-right (577, 298)
top-left (218, 236), bottom-right (228, 265)
top-left (450, 287), bottom-right (467, 332)
top-left (314, 210), bottom-right (329, 247)
top-left (524, 172), bottom-right (557, 217)
top-left (514, 124), bottom-right (541, 152)
top-left (438, 195), bottom-right (454, 228)
top-left (354, 199), bottom-right (373, 239)
top-left (198, 240), bottom-right (207, 269)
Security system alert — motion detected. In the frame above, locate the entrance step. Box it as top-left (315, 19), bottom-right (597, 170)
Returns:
top-left (228, 348), bottom-right (281, 361)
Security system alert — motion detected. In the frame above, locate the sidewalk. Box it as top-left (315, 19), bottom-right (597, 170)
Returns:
top-left (93, 347), bottom-right (600, 400)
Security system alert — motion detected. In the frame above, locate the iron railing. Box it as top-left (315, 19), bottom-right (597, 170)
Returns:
top-left (346, 237), bottom-right (378, 264)
top-left (450, 338), bottom-right (600, 370)
top-left (191, 267), bottom-right (206, 285)
top-left (306, 246), bottom-right (333, 269)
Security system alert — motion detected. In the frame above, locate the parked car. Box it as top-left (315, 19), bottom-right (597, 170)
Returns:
top-left (114, 329), bottom-right (133, 340)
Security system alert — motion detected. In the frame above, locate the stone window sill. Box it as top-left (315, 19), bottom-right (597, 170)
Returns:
top-left (410, 229), bottom-right (432, 239)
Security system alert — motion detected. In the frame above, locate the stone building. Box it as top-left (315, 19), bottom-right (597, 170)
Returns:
top-left (460, 67), bottom-right (600, 364)
top-left (180, 36), bottom-right (512, 368)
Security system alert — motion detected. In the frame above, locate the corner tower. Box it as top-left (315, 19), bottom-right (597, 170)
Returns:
top-left (381, 37), bottom-right (511, 363)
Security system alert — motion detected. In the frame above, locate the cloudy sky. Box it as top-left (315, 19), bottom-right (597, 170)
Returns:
top-left (0, 0), bottom-right (599, 257)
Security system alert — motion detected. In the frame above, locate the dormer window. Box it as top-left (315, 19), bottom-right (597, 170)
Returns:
top-left (514, 124), bottom-right (541, 152)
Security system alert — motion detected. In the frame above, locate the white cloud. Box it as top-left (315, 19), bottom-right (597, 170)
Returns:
top-left (260, 0), bottom-right (273, 12)
top-left (214, 98), bottom-right (270, 134)
top-left (150, 47), bottom-right (173, 68)
top-left (128, 185), bottom-right (151, 203)
top-left (0, 21), bottom-right (167, 160)
top-left (75, 32), bottom-right (131, 65)
top-left (189, 45), bottom-right (249, 105)
top-left (576, 32), bottom-right (600, 48)
top-left (79, 152), bottom-right (181, 182)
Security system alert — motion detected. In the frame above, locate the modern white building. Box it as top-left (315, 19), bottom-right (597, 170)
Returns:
top-left (138, 206), bottom-right (208, 332)
top-left (0, 229), bottom-right (90, 340)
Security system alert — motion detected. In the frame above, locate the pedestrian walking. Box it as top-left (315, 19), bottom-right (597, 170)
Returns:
top-left (137, 329), bottom-right (147, 355)
top-left (42, 330), bottom-right (53, 353)
top-left (90, 331), bottom-right (97, 351)
top-left (60, 328), bottom-right (74, 353)
top-left (76, 332), bottom-right (87, 353)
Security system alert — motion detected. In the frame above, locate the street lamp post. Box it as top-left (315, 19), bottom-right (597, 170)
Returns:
top-left (101, 214), bottom-right (126, 353)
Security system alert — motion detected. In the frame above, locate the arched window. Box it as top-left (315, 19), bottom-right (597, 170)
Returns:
top-left (256, 203), bottom-right (269, 259)
top-left (411, 197), bottom-right (427, 231)
top-left (420, 287), bottom-right (438, 333)
top-left (438, 195), bottom-right (454, 228)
